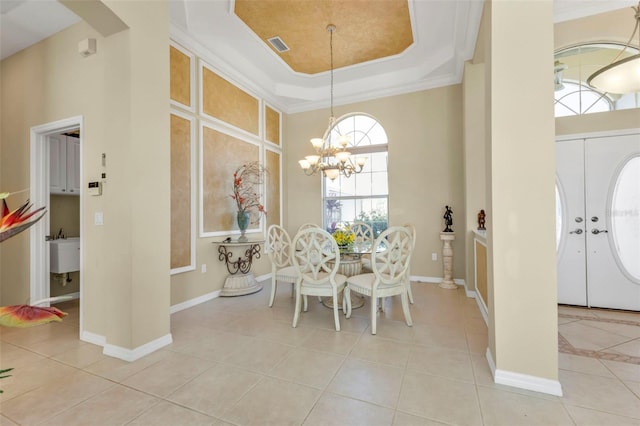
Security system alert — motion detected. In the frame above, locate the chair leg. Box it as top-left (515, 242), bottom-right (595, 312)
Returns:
top-left (333, 290), bottom-right (341, 332)
top-left (292, 284), bottom-right (302, 328)
top-left (406, 279), bottom-right (414, 304)
top-left (290, 282), bottom-right (295, 298)
top-left (269, 277), bottom-right (277, 307)
top-left (342, 287), bottom-right (348, 316)
top-left (303, 294), bottom-right (309, 312)
top-left (370, 294), bottom-right (377, 335)
top-left (401, 291), bottom-right (413, 326)
top-left (345, 287), bottom-right (352, 319)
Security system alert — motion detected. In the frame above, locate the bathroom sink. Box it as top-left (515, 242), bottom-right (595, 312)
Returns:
top-left (50, 237), bottom-right (80, 273)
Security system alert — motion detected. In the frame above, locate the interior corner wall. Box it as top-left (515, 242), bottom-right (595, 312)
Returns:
top-left (285, 87), bottom-right (466, 281)
top-left (463, 61), bottom-right (486, 294)
top-left (0, 1), bottom-right (171, 352)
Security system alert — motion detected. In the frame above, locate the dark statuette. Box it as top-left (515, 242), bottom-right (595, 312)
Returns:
top-left (443, 206), bottom-right (453, 232)
top-left (477, 209), bottom-right (486, 231)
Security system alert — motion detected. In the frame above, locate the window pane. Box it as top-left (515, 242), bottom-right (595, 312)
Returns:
top-left (371, 172), bottom-right (388, 195)
top-left (370, 153), bottom-right (387, 172)
top-left (611, 156), bottom-right (640, 281)
top-left (354, 172), bottom-right (372, 197)
top-left (367, 124), bottom-right (388, 145)
top-left (340, 174), bottom-right (356, 196)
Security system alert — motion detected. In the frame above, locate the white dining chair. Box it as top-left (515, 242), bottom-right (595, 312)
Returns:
top-left (291, 227), bottom-right (350, 331)
top-left (266, 224), bottom-right (299, 307)
top-left (351, 221), bottom-right (375, 272)
top-left (345, 226), bottom-right (413, 334)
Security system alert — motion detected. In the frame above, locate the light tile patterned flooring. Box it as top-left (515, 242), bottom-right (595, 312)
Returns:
top-left (1, 282), bottom-right (639, 425)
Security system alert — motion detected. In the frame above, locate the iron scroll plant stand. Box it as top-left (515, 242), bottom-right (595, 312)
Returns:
top-left (215, 240), bottom-right (264, 296)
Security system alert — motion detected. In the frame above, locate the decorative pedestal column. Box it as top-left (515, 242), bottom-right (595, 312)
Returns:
top-left (439, 233), bottom-right (457, 289)
top-left (215, 240), bottom-right (264, 296)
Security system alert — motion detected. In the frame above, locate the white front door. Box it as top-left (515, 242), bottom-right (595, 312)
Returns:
top-left (556, 133), bottom-right (640, 311)
top-left (556, 139), bottom-right (587, 306)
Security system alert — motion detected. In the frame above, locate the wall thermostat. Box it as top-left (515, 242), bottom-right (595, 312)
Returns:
top-left (88, 181), bottom-right (102, 196)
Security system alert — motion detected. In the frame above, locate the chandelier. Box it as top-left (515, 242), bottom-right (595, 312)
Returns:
top-left (298, 24), bottom-right (366, 181)
top-left (587, 2), bottom-right (640, 94)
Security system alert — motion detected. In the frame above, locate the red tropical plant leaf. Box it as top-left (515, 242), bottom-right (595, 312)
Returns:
top-left (0, 305), bottom-right (67, 328)
top-left (0, 199), bottom-right (46, 243)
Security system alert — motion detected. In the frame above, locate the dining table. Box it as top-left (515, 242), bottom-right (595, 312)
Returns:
top-left (321, 242), bottom-right (373, 310)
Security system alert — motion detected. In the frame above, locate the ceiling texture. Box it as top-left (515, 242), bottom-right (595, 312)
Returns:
top-left (1, 0), bottom-right (637, 113)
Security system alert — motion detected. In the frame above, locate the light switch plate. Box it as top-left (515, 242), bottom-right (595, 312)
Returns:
top-left (95, 212), bottom-right (104, 226)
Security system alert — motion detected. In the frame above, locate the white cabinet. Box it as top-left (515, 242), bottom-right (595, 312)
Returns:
top-left (50, 135), bottom-right (80, 195)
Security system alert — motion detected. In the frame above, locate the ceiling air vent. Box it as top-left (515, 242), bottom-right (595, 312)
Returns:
top-left (267, 36), bottom-right (289, 53)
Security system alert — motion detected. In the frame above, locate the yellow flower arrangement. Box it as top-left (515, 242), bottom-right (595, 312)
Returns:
top-left (332, 226), bottom-right (355, 247)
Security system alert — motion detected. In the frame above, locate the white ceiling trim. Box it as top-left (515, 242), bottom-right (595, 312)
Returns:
top-left (170, 0), bottom-right (484, 114)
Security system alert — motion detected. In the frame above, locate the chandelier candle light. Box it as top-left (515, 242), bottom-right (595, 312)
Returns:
top-left (298, 24), bottom-right (366, 181)
top-left (587, 2), bottom-right (640, 94)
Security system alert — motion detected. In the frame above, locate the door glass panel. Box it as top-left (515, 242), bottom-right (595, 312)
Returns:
top-left (611, 156), bottom-right (640, 281)
top-left (555, 184), bottom-right (562, 251)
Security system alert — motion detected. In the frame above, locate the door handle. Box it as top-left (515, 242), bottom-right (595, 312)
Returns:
top-left (569, 229), bottom-right (583, 235)
top-left (591, 229), bottom-right (608, 235)
top-left (575, 217), bottom-right (583, 223)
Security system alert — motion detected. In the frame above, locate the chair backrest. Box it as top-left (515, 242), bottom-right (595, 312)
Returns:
top-left (291, 228), bottom-right (341, 286)
top-left (266, 225), bottom-right (293, 269)
top-left (297, 223), bottom-right (320, 233)
top-left (371, 226), bottom-right (413, 285)
top-left (404, 223), bottom-right (417, 250)
top-left (350, 221), bottom-right (374, 246)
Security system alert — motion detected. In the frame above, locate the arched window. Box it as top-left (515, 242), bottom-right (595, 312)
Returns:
top-left (554, 43), bottom-right (639, 117)
top-left (323, 113), bottom-right (388, 236)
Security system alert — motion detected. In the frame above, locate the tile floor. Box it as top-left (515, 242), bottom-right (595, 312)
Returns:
top-left (1, 282), bottom-right (639, 426)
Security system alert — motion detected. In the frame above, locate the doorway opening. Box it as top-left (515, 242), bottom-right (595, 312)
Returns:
top-left (30, 116), bottom-right (83, 335)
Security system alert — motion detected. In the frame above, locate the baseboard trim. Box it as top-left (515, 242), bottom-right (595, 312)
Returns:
top-left (255, 273), bottom-right (270, 282)
top-left (412, 276), bottom-right (465, 286)
top-left (486, 348), bottom-right (563, 396)
top-left (170, 290), bottom-right (220, 314)
top-left (80, 330), bottom-right (106, 346)
top-left (475, 295), bottom-right (489, 326)
top-left (103, 333), bottom-right (173, 362)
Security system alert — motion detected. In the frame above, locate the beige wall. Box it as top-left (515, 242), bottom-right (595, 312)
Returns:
top-left (285, 88), bottom-right (466, 281)
top-left (486, 0), bottom-right (559, 382)
top-left (0, 1), bottom-right (171, 351)
top-left (555, 6), bottom-right (636, 49)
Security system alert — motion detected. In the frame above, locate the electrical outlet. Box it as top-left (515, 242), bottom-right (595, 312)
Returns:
top-left (95, 212), bottom-right (104, 225)
top-left (432, 252), bottom-right (437, 261)
top-left (201, 264), bottom-right (207, 273)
